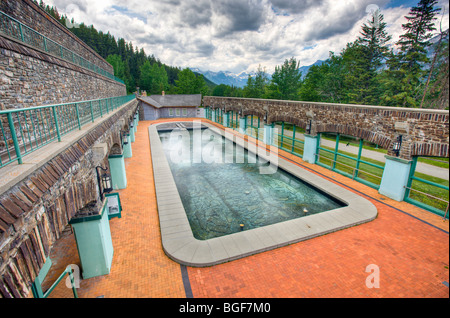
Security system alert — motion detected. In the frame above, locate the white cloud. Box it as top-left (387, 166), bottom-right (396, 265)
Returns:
top-left (46, 0), bottom-right (449, 74)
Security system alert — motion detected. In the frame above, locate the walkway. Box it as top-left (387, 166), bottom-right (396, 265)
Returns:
top-left (42, 119), bottom-right (449, 298)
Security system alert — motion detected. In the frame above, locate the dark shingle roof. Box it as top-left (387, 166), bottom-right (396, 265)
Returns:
top-left (140, 94), bottom-right (202, 108)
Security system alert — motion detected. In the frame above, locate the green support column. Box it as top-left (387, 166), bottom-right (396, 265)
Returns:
top-left (239, 117), bottom-right (247, 134)
top-left (303, 134), bottom-right (319, 164)
top-left (263, 124), bottom-right (273, 146)
top-left (129, 124), bottom-right (135, 142)
top-left (108, 154), bottom-right (127, 189)
top-left (379, 156), bottom-right (413, 201)
top-left (223, 112), bottom-right (231, 127)
top-left (123, 137), bottom-right (132, 158)
top-left (69, 202), bottom-right (114, 279)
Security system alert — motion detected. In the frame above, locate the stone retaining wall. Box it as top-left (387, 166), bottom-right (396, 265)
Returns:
top-left (0, 100), bottom-right (138, 298)
top-left (0, 0), bottom-right (113, 74)
top-left (204, 96), bottom-right (449, 160)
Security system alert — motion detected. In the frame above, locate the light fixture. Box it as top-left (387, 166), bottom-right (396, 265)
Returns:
top-left (96, 166), bottom-right (113, 200)
top-left (306, 120), bottom-right (312, 135)
top-left (393, 135), bottom-right (402, 157)
top-left (121, 130), bottom-right (129, 145)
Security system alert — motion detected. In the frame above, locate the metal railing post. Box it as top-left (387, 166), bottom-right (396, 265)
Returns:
top-left (67, 266), bottom-right (78, 298)
top-left (7, 113), bottom-right (23, 164)
top-left (90, 101), bottom-right (94, 122)
top-left (75, 103), bottom-right (81, 129)
top-left (52, 106), bottom-right (61, 142)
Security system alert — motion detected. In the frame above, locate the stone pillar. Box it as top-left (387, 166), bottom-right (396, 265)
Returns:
top-left (108, 154), bottom-right (127, 189)
top-left (303, 134), bottom-right (319, 164)
top-left (134, 114), bottom-right (138, 127)
top-left (239, 117), bottom-right (247, 134)
top-left (378, 156), bottom-right (413, 201)
top-left (123, 137), bottom-right (132, 158)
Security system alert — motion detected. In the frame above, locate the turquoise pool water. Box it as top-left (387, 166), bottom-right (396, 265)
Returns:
top-left (159, 128), bottom-right (346, 240)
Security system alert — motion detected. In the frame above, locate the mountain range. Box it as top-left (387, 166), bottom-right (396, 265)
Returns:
top-left (191, 60), bottom-right (325, 88)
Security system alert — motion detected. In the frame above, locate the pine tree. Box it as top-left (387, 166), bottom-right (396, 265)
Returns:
top-left (381, 0), bottom-right (441, 107)
top-left (354, 9), bottom-right (392, 104)
top-left (265, 57), bottom-right (302, 100)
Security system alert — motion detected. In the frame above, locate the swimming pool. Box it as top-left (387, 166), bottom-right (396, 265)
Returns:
top-left (150, 121), bottom-right (377, 267)
top-left (158, 127), bottom-right (346, 240)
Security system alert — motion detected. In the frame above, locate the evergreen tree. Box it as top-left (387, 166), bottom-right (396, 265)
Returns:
top-left (354, 9), bottom-right (392, 104)
top-left (381, 0), bottom-right (441, 107)
top-left (265, 57), bottom-right (302, 100)
top-left (175, 69), bottom-right (209, 95)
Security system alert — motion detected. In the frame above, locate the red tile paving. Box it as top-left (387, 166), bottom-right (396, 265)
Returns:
top-left (42, 118), bottom-right (449, 298)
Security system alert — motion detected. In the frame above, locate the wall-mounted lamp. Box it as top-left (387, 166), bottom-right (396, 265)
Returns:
top-left (393, 135), bottom-right (402, 157)
top-left (96, 166), bottom-right (113, 200)
top-left (121, 130), bottom-right (129, 145)
top-left (306, 119), bottom-right (312, 135)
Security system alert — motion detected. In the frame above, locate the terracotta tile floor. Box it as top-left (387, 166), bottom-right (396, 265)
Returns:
top-left (42, 118), bottom-right (449, 298)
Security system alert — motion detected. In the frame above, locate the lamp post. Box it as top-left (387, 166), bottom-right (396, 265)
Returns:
top-left (96, 166), bottom-right (113, 201)
top-left (393, 135), bottom-right (402, 157)
top-left (306, 119), bottom-right (312, 135)
top-left (121, 130), bottom-right (129, 146)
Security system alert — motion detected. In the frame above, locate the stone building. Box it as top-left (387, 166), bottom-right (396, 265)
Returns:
top-left (138, 93), bottom-right (202, 120)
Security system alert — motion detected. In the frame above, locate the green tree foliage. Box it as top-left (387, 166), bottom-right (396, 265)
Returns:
top-left (213, 84), bottom-right (243, 97)
top-left (243, 65), bottom-right (269, 98)
top-left (264, 57), bottom-right (302, 100)
top-left (175, 69), bottom-right (209, 95)
top-left (380, 0), bottom-right (441, 107)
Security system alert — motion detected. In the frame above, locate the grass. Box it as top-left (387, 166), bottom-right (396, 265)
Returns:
top-left (232, 121), bottom-right (449, 213)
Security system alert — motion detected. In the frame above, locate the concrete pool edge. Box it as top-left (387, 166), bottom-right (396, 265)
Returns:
top-left (149, 121), bottom-right (378, 267)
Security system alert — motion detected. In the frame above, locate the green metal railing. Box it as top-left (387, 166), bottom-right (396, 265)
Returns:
top-left (0, 95), bottom-right (136, 168)
top-left (31, 265), bottom-right (78, 298)
top-left (274, 122), bottom-right (305, 158)
top-left (404, 157), bottom-right (449, 218)
top-left (0, 10), bottom-right (124, 85)
top-left (315, 133), bottom-right (385, 189)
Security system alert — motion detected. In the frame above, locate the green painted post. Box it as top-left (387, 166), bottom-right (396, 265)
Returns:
top-left (52, 106), bottom-right (61, 142)
top-left (18, 23), bottom-right (24, 42)
top-left (354, 139), bottom-right (364, 179)
top-left (7, 113), bottom-right (23, 164)
top-left (404, 156), bottom-right (418, 201)
top-left (332, 134), bottom-right (340, 170)
top-left (90, 101), bottom-right (94, 122)
top-left (281, 122), bottom-right (285, 147)
top-left (291, 125), bottom-right (296, 152)
top-left (315, 133), bottom-right (321, 164)
top-left (75, 104), bottom-right (81, 130)
top-left (43, 37), bottom-right (48, 52)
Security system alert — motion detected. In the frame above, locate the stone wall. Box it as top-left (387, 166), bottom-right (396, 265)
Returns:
top-left (0, 100), bottom-right (138, 298)
top-left (0, 35), bottom-right (126, 110)
top-left (203, 96), bottom-right (449, 160)
top-left (0, 0), bottom-right (113, 74)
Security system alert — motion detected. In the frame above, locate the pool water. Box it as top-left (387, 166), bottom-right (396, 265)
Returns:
top-left (159, 128), bottom-right (346, 240)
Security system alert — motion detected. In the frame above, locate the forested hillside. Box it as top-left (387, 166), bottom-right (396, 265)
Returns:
top-left (34, 0), bottom-right (210, 95)
top-left (36, 0), bottom-right (448, 109)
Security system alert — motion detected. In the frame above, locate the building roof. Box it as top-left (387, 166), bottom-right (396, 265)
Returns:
top-left (139, 94), bottom-right (202, 108)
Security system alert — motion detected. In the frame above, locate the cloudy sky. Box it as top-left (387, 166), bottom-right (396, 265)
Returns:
top-left (46, 0), bottom-right (449, 74)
